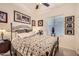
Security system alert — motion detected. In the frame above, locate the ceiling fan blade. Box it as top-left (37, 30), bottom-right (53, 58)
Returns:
top-left (36, 5), bottom-right (39, 9)
top-left (42, 3), bottom-right (49, 7)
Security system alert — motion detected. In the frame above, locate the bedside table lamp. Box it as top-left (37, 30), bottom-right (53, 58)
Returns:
top-left (0, 29), bottom-right (6, 40)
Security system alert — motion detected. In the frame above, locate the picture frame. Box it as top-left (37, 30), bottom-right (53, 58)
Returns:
top-left (65, 23), bottom-right (73, 28)
top-left (14, 10), bottom-right (31, 24)
top-left (65, 16), bottom-right (74, 35)
top-left (0, 11), bottom-right (7, 23)
top-left (65, 16), bottom-right (74, 23)
top-left (38, 20), bottom-right (43, 26)
top-left (32, 20), bottom-right (36, 26)
top-left (65, 29), bottom-right (74, 35)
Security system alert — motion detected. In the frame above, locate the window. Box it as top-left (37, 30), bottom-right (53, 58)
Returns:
top-left (47, 16), bottom-right (64, 36)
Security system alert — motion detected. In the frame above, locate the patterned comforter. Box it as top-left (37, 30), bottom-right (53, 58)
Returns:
top-left (12, 34), bottom-right (57, 56)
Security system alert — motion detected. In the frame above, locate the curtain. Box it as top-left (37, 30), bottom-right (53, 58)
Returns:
top-left (47, 16), bottom-right (64, 36)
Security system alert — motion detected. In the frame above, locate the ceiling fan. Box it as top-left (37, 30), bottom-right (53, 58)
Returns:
top-left (36, 3), bottom-right (50, 9)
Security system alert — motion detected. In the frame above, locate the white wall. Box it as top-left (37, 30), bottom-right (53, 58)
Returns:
top-left (35, 4), bottom-right (77, 51)
top-left (75, 4), bottom-right (79, 54)
top-left (0, 3), bottom-right (36, 39)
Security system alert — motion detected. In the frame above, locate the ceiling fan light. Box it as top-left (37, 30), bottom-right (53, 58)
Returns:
top-left (42, 3), bottom-right (49, 7)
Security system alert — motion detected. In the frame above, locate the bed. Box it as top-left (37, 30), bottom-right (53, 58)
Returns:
top-left (11, 22), bottom-right (59, 56)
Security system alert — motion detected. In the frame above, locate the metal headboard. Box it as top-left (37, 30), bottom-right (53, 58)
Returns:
top-left (10, 22), bottom-right (32, 41)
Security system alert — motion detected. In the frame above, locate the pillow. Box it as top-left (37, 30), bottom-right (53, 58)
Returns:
top-left (15, 29), bottom-right (32, 33)
top-left (16, 30), bottom-right (38, 39)
top-left (15, 29), bottom-right (25, 33)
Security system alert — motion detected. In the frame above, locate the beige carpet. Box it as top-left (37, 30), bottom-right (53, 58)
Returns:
top-left (0, 47), bottom-right (77, 56)
top-left (56, 47), bottom-right (77, 56)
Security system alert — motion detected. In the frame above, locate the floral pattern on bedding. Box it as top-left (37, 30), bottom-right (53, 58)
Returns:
top-left (12, 35), bottom-right (57, 56)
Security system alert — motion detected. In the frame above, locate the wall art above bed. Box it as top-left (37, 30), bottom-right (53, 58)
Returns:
top-left (65, 16), bottom-right (75, 35)
top-left (14, 10), bottom-right (31, 24)
top-left (0, 11), bottom-right (8, 23)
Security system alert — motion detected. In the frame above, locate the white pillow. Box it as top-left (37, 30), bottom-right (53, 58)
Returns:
top-left (16, 30), bottom-right (39, 39)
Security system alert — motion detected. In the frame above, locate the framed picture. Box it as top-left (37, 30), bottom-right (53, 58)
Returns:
top-left (65, 16), bottom-right (74, 22)
top-left (38, 20), bottom-right (43, 26)
top-left (0, 11), bottom-right (7, 23)
top-left (65, 16), bottom-right (74, 35)
top-left (66, 23), bottom-right (73, 28)
top-left (65, 30), bottom-right (74, 35)
top-left (14, 10), bottom-right (31, 24)
top-left (32, 20), bottom-right (36, 26)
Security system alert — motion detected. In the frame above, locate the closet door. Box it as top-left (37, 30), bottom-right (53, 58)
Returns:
top-left (54, 16), bottom-right (64, 36)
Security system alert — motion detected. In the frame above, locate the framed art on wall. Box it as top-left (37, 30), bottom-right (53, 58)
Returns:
top-left (65, 16), bottom-right (74, 23)
top-left (32, 20), bottom-right (36, 26)
top-left (66, 23), bottom-right (74, 28)
top-left (14, 10), bottom-right (31, 24)
top-left (66, 30), bottom-right (74, 35)
top-left (65, 16), bottom-right (74, 35)
top-left (38, 20), bottom-right (43, 26)
top-left (0, 11), bottom-right (7, 23)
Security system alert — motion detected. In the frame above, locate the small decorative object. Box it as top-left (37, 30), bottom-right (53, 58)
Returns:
top-left (39, 30), bottom-right (43, 35)
top-left (65, 16), bottom-right (74, 35)
top-left (0, 11), bottom-right (7, 23)
top-left (38, 20), bottom-right (43, 26)
top-left (14, 10), bottom-right (31, 24)
top-left (32, 20), bottom-right (36, 26)
top-left (51, 27), bottom-right (55, 36)
top-left (0, 29), bottom-right (6, 40)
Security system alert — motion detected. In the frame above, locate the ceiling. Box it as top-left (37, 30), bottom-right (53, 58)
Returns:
top-left (22, 3), bottom-right (63, 10)
top-left (13, 3), bottom-right (63, 11)
top-left (12, 3), bottom-right (64, 17)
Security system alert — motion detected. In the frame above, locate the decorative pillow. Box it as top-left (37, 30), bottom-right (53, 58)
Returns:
top-left (16, 30), bottom-right (38, 39)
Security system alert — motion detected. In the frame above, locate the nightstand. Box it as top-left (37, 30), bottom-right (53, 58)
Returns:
top-left (0, 39), bottom-right (11, 55)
